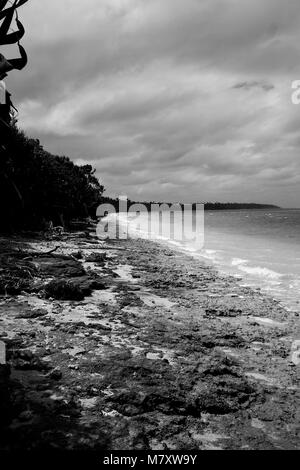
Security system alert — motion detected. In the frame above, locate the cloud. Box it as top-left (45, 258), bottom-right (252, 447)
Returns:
top-left (233, 81), bottom-right (275, 92)
top-left (4, 0), bottom-right (300, 206)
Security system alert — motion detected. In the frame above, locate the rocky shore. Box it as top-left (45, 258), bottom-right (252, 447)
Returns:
top-left (0, 226), bottom-right (299, 450)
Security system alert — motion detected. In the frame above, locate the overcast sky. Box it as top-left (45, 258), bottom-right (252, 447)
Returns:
top-left (6, 0), bottom-right (300, 207)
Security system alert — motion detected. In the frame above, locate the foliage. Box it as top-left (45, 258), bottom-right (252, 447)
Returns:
top-left (0, 126), bottom-right (104, 230)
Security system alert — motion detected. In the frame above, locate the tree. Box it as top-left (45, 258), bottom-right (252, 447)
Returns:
top-left (0, 127), bottom-right (105, 231)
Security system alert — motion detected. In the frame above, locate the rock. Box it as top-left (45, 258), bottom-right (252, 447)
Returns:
top-left (182, 330), bottom-right (245, 350)
top-left (205, 307), bottom-right (242, 318)
top-left (196, 394), bottom-right (238, 414)
top-left (44, 279), bottom-right (87, 301)
top-left (47, 367), bottom-right (62, 381)
top-left (89, 324), bottom-right (111, 332)
top-left (85, 252), bottom-right (107, 263)
top-left (34, 257), bottom-right (86, 278)
top-left (70, 251), bottom-right (83, 259)
top-left (69, 276), bottom-right (107, 293)
top-left (11, 350), bottom-right (50, 372)
top-left (45, 276), bottom-right (106, 301)
top-left (190, 357), bottom-right (258, 414)
top-left (15, 350), bottom-right (33, 361)
top-left (16, 308), bottom-right (48, 319)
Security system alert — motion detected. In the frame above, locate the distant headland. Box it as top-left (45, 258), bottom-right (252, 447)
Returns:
top-left (102, 197), bottom-right (280, 212)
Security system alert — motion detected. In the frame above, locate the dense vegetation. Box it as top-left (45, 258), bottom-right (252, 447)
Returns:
top-left (0, 126), bottom-right (104, 231)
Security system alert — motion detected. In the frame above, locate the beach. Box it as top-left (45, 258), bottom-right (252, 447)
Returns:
top-left (0, 227), bottom-right (299, 450)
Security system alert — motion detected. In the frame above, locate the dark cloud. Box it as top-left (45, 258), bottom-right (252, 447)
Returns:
top-left (5, 0), bottom-right (300, 206)
top-left (233, 81), bottom-right (274, 92)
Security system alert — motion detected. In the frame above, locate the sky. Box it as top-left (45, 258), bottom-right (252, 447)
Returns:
top-left (5, 0), bottom-right (300, 207)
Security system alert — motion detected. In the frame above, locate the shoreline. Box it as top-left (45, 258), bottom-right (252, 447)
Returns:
top-left (173, 245), bottom-right (299, 315)
top-left (0, 228), bottom-right (299, 450)
top-left (116, 210), bottom-right (300, 314)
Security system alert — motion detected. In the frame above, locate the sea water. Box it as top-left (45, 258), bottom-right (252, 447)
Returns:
top-left (119, 208), bottom-right (300, 312)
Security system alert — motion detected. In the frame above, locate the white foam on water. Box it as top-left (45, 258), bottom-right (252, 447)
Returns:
top-left (198, 249), bottom-right (218, 261)
top-left (231, 258), bottom-right (248, 266)
top-left (238, 265), bottom-right (282, 280)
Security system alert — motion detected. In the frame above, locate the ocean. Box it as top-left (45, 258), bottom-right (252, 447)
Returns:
top-left (117, 208), bottom-right (300, 313)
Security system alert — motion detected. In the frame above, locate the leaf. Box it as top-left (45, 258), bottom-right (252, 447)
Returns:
top-left (7, 44), bottom-right (28, 70)
top-left (0, 18), bottom-right (25, 45)
top-left (0, 3), bottom-right (16, 40)
top-left (0, 1), bottom-right (9, 13)
top-left (16, 0), bottom-right (29, 8)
